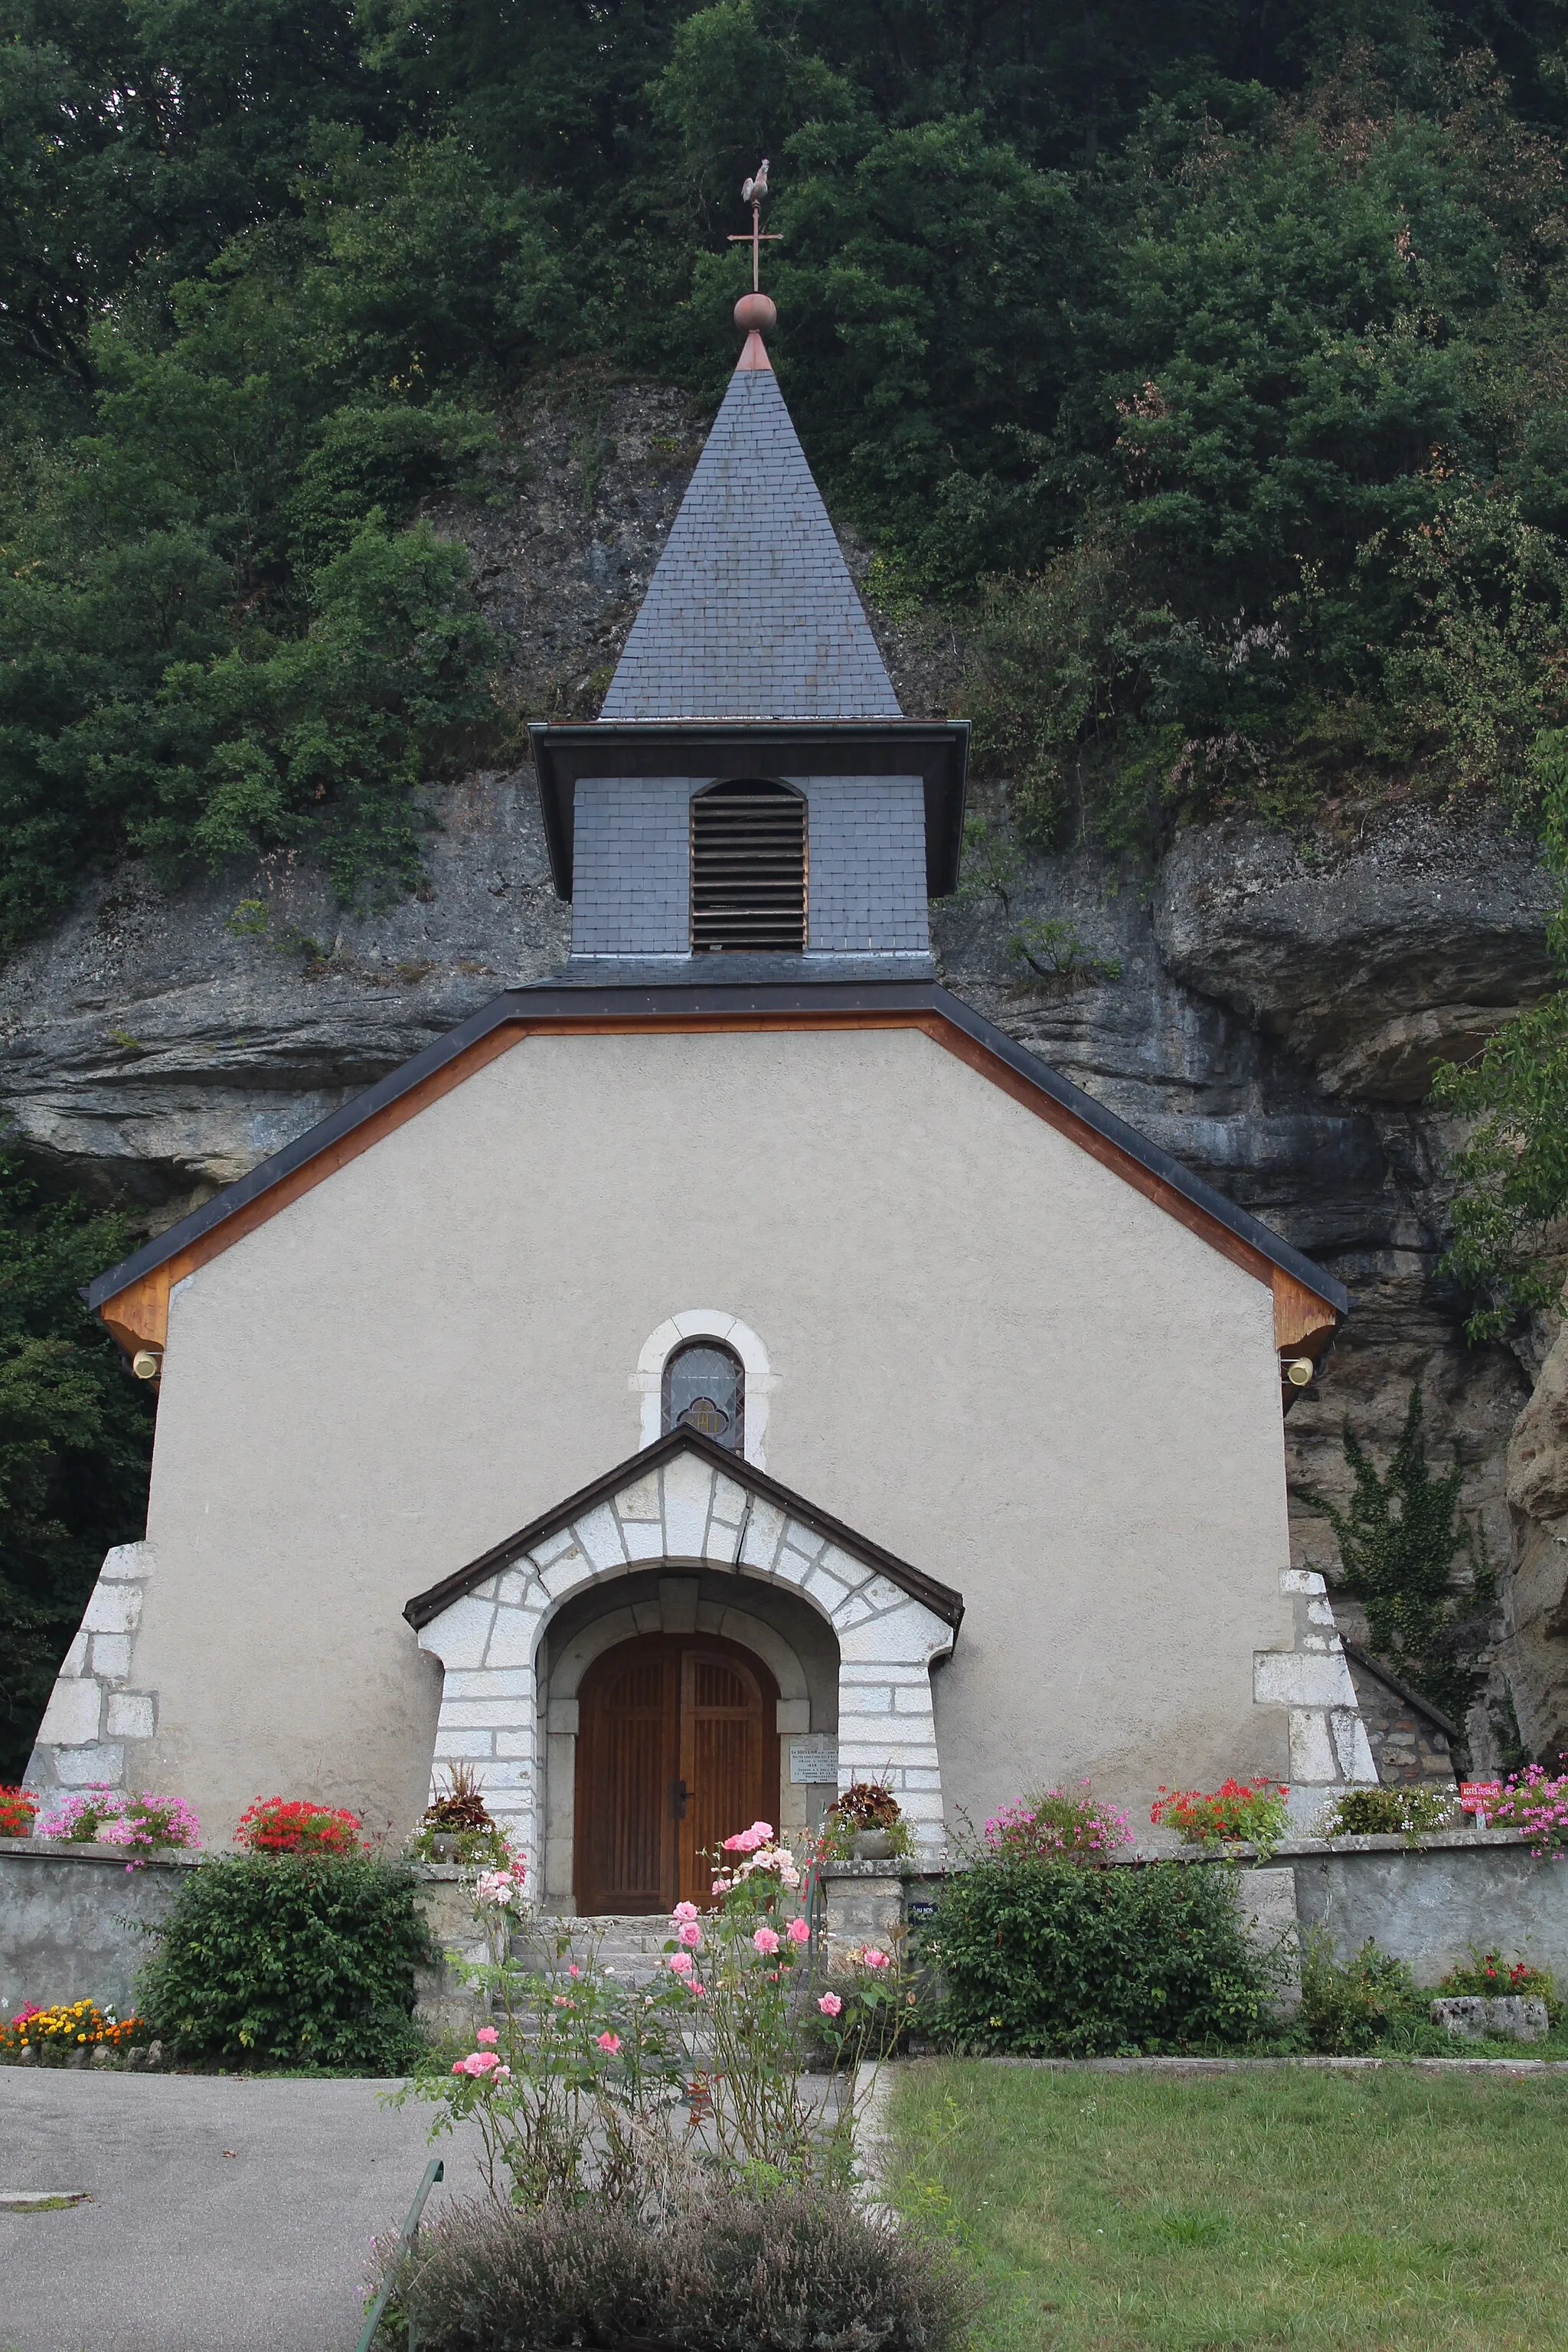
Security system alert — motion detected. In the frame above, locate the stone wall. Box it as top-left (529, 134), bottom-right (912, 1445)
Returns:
top-left (826, 1828), bottom-right (1568, 1988)
top-left (0, 1842), bottom-right (479, 2027)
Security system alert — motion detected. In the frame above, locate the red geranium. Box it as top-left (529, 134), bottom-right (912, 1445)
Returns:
top-left (0, 1787), bottom-right (38, 1838)
top-left (235, 1797), bottom-right (365, 1855)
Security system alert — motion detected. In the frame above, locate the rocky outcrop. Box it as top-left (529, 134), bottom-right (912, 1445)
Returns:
top-left (1500, 1302), bottom-right (1568, 1760)
top-left (0, 376), bottom-right (1560, 1767)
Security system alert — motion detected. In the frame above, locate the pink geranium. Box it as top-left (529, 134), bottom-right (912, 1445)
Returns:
top-left (818, 1992), bottom-right (843, 2017)
top-left (785, 1915), bottom-right (810, 1945)
top-left (753, 1926), bottom-right (781, 1955)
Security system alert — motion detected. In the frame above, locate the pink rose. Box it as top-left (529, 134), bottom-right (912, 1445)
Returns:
top-left (495, 2066), bottom-right (511, 2081)
top-left (785, 1916), bottom-right (810, 1945)
top-left (596, 2032), bottom-right (621, 2053)
top-left (475, 2026), bottom-right (498, 2045)
top-left (668, 1950), bottom-right (694, 1975)
top-left (861, 1946), bottom-right (891, 1970)
top-left (818, 1992), bottom-right (843, 2017)
top-left (753, 1926), bottom-right (781, 1955)
top-left (567, 1965), bottom-right (581, 1978)
top-left (459, 2050), bottom-right (500, 2075)
top-left (678, 1921), bottom-right (703, 1948)
top-left (673, 1900), bottom-right (700, 1922)
top-left (750, 1820), bottom-right (774, 1841)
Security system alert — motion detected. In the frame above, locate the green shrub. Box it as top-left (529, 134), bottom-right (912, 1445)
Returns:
top-left (1319, 1786), bottom-right (1455, 1840)
top-left (137, 1854), bottom-right (432, 2071)
top-left (376, 2186), bottom-right (975, 2352)
top-left (1297, 1935), bottom-right (1431, 2055)
top-left (925, 1857), bottom-right (1274, 2056)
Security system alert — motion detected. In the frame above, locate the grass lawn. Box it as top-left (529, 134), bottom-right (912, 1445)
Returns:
top-left (887, 2060), bottom-right (1568, 2350)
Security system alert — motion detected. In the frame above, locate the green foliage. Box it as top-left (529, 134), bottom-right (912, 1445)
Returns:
top-left (1439, 1948), bottom-right (1558, 2013)
top-left (136, 1854), bottom-right (433, 2070)
top-left (0, 1158), bottom-right (155, 1779)
top-left (925, 1857), bottom-right (1275, 2056)
top-left (1435, 733), bottom-right (1568, 1335)
top-left (1318, 1785), bottom-right (1455, 1838)
top-left (1298, 1932), bottom-right (1431, 2053)
top-left (1307, 1384), bottom-right (1494, 1733)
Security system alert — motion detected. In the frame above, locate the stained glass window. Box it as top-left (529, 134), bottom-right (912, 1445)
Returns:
top-left (663, 1341), bottom-right (744, 1454)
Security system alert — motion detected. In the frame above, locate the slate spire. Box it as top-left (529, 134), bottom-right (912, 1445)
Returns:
top-left (599, 311), bottom-right (902, 723)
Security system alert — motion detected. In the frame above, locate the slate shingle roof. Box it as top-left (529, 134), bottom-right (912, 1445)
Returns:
top-left (599, 358), bottom-right (902, 721)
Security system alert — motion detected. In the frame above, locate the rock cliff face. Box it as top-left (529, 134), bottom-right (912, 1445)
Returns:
top-left (2, 378), bottom-right (1564, 1766)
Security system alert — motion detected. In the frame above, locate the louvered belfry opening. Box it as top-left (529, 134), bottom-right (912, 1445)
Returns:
top-left (690, 778), bottom-right (807, 952)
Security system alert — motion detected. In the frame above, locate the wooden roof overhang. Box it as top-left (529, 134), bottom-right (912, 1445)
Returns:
top-left (528, 718), bottom-right (971, 900)
top-left (84, 976), bottom-right (1350, 1360)
top-left (403, 1423), bottom-right (965, 1633)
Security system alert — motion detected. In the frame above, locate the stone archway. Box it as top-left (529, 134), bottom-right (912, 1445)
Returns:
top-left (413, 1436), bottom-right (958, 1890)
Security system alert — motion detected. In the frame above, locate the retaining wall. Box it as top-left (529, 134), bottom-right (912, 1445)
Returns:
top-left (0, 1840), bottom-right (477, 2022)
top-left (822, 1828), bottom-right (1568, 1982)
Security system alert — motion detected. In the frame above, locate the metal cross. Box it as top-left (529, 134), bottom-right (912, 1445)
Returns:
top-left (728, 172), bottom-right (781, 291)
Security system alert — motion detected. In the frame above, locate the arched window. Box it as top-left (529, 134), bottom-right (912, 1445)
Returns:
top-left (662, 1341), bottom-right (745, 1454)
top-left (690, 779), bottom-right (807, 952)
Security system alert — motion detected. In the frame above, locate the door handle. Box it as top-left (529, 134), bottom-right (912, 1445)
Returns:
top-left (671, 1779), bottom-right (688, 1819)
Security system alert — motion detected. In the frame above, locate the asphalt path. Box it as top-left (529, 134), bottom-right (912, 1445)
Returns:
top-left (0, 2071), bottom-right (485, 2352)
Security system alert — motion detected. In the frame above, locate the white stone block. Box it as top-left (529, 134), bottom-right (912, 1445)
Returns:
top-left (421, 1596), bottom-right (495, 1670)
top-left (662, 1455), bottom-right (714, 1559)
top-left (779, 1548), bottom-right (819, 1590)
top-left (439, 1700), bottom-right (531, 1730)
top-left (82, 1583), bottom-right (140, 1635)
top-left (844, 1685), bottom-right (893, 1714)
top-left (496, 1569), bottom-right (535, 1608)
top-left (106, 1692), bottom-right (156, 1742)
top-left (37, 1677), bottom-right (102, 1746)
top-left (1281, 1568), bottom-right (1326, 1596)
top-left (1254, 1648), bottom-right (1357, 1710)
top-left (839, 1602), bottom-right (950, 1665)
top-left (475, 1759), bottom-right (531, 1790)
top-left (539, 1549), bottom-right (590, 1599)
top-left (740, 1498), bottom-right (786, 1570)
top-left (1307, 1599), bottom-right (1336, 1626)
top-left (574, 1503), bottom-right (627, 1572)
top-left (616, 1470), bottom-right (662, 1524)
top-left (622, 1518), bottom-right (665, 1562)
top-left (712, 1474), bottom-right (748, 1524)
top-left (485, 1606), bottom-right (542, 1670)
top-left (494, 1731), bottom-right (537, 1759)
top-left (893, 1686), bottom-right (934, 1714)
top-left (804, 1565), bottom-right (851, 1612)
top-left (1287, 1710), bottom-right (1338, 1782)
top-left (55, 1742), bottom-right (124, 1785)
top-left (531, 1527), bottom-right (577, 1570)
top-left (863, 1576), bottom-right (906, 1612)
top-left (900, 1767), bottom-right (944, 1792)
top-left (100, 1543), bottom-right (152, 1581)
top-left (704, 1517), bottom-right (742, 1565)
top-left (1331, 1710), bottom-right (1378, 1782)
top-left (60, 1632), bottom-right (88, 1677)
top-left (433, 1730), bottom-right (495, 1759)
top-left (547, 1700), bottom-right (580, 1736)
top-left (443, 1668), bottom-right (533, 1700)
top-left (831, 1594), bottom-right (874, 1631)
top-left (90, 1635), bottom-right (132, 1681)
top-left (780, 1521), bottom-right (824, 1562)
top-left (472, 1576), bottom-right (501, 1602)
top-left (776, 1699), bottom-right (810, 1735)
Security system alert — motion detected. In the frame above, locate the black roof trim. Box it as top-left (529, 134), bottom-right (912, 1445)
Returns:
top-left (528, 718), bottom-right (970, 901)
top-left (87, 975), bottom-right (1349, 1319)
top-left (403, 1423), bottom-right (965, 1631)
top-left (1341, 1639), bottom-right (1459, 1739)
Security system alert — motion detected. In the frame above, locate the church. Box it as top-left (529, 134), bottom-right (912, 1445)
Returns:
top-left (28, 286), bottom-right (1374, 1910)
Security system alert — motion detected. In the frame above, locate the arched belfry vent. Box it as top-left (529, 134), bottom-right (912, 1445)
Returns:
top-left (690, 779), bottom-right (806, 952)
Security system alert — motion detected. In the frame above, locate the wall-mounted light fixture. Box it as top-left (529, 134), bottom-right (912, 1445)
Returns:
top-left (132, 1348), bottom-right (162, 1382)
top-left (1282, 1356), bottom-right (1315, 1388)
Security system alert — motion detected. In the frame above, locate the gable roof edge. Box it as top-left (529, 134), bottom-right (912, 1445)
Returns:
top-left (402, 1423), bottom-right (965, 1630)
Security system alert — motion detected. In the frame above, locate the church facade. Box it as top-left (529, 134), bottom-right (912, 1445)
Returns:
top-left (29, 305), bottom-right (1375, 1906)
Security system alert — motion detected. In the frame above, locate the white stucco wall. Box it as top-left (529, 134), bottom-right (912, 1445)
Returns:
top-left (69, 1026), bottom-right (1302, 1845)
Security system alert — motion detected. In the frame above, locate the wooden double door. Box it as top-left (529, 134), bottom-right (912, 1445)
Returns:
top-left (574, 1635), bottom-right (780, 1915)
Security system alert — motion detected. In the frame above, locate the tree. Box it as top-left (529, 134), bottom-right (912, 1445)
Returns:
top-left (0, 1160), bottom-right (155, 1781)
top-left (1308, 1384), bottom-right (1496, 1736)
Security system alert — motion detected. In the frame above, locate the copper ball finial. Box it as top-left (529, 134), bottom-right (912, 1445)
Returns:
top-left (734, 291), bottom-right (776, 333)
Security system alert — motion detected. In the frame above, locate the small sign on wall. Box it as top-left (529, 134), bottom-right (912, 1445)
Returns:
top-left (1460, 1781), bottom-right (1503, 1824)
top-left (789, 1734), bottom-right (838, 1785)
